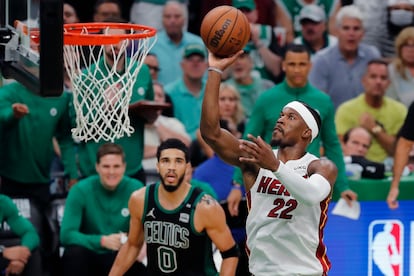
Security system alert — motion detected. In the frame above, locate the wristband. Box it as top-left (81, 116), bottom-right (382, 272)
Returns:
top-left (220, 244), bottom-right (240, 259)
top-left (232, 184), bottom-right (242, 190)
top-left (208, 67), bottom-right (223, 75)
top-left (120, 233), bottom-right (128, 244)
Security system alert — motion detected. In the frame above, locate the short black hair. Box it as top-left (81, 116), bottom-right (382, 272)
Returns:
top-left (366, 58), bottom-right (389, 68)
top-left (157, 138), bottom-right (189, 163)
top-left (364, 59), bottom-right (389, 77)
top-left (283, 43), bottom-right (311, 60)
top-left (94, 0), bottom-right (122, 13)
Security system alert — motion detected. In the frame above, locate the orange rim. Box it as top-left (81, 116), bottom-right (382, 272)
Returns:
top-left (63, 22), bottom-right (157, 45)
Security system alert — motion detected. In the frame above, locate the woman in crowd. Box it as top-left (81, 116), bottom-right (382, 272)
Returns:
top-left (192, 83), bottom-right (245, 165)
top-left (387, 26), bottom-right (414, 107)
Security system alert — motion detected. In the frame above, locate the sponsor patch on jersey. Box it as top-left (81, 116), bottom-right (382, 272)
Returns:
top-left (179, 213), bottom-right (189, 223)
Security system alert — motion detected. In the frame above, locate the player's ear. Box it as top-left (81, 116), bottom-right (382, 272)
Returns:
top-left (184, 163), bottom-right (193, 180)
top-left (303, 128), bottom-right (312, 141)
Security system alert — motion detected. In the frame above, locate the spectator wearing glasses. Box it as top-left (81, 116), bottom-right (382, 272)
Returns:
top-left (143, 53), bottom-right (175, 118)
top-left (144, 53), bottom-right (160, 81)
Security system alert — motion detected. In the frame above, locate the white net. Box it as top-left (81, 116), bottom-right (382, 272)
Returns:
top-left (63, 25), bottom-right (156, 142)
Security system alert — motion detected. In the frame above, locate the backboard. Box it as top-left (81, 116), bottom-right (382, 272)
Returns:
top-left (0, 0), bottom-right (63, 96)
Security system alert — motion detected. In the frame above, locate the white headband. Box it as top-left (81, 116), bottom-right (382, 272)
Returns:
top-left (284, 101), bottom-right (319, 142)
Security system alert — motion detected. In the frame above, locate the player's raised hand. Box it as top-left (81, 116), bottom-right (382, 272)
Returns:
top-left (239, 134), bottom-right (279, 171)
top-left (207, 50), bottom-right (244, 72)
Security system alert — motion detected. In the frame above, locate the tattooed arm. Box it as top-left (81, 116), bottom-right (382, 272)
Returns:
top-left (194, 194), bottom-right (238, 276)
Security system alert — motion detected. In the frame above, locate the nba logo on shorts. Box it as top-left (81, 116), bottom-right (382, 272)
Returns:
top-left (368, 220), bottom-right (403, 276)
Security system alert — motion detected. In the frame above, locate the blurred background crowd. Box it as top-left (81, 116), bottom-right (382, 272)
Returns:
top-left (2, 0), bottom-right (414, 275)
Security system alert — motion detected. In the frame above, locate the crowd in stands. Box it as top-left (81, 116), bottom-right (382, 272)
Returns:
top-left (2, 0), bottom-right (414, 275)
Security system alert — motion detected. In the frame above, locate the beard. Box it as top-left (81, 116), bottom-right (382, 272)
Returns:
top-left (270, 135), bottom-right (294, 148)
top-left (160, 173), bottom-right (185, 193)
top-left (270, 138), bottom-right (281, 147)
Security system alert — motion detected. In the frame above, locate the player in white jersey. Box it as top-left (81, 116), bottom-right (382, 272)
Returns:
top-left (200, 50), bottom-right (338, 276)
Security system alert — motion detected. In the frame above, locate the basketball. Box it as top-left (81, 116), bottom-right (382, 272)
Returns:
top-left (200, 5), bottom-right (251, 57)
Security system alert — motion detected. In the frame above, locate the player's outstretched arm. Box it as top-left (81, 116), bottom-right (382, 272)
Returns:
top-left (109, 189), bottom-right (146, 276)
top-left (200, 51), bottom-right (246, 167)
top-left (195, 194), bottom-right (239, 276)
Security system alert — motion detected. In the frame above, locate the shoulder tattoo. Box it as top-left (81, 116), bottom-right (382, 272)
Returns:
top-left (199, 194), bottom-right (217, 206)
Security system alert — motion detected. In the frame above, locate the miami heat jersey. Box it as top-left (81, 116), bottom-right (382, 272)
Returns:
top-left (142, 183), bottom-right (218, 276)
top-left (246, 151), bottom-right (331, 276)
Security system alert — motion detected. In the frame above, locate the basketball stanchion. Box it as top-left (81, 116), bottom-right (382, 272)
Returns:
top-left (63, 22), bottom-right (156, 142)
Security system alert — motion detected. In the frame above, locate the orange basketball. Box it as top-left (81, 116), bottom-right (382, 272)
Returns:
top-left (200, 6), bottom-right (251, 57)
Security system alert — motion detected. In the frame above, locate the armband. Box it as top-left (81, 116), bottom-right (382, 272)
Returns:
top-left (273, 162), bottom-right (331, 205)
top-left (120, 233), bottom-right (128, 244)
top-left (220, 244), bottom-right (240, 259)
top-left (232, 184), bottom-right (242, 191)
top-left (208, 67), bottom-right (223, 75)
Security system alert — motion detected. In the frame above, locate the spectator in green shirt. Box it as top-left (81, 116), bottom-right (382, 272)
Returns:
top-left (0, 194), bottom-right (41, 276)
top-left (60, 143), bottom-right (146, 276)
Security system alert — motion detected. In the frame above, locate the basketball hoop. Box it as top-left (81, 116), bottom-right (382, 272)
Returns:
top-left (63, 22), bottom-right (157, 142)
